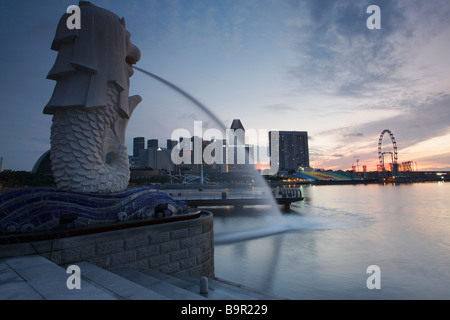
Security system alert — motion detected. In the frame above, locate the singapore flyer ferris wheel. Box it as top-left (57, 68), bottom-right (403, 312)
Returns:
top-left (378, 129), bottom-right (398, 170)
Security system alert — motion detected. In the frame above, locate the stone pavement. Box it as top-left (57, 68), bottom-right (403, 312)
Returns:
top-left (0, 254), bottom-right (284, 300)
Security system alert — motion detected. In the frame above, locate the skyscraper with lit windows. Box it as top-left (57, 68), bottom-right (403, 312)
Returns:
top-left (269, 131), bottom-right (309, 172)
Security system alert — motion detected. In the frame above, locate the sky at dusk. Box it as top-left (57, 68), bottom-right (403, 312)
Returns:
top-left (0, 0), bottom-right (449, 172)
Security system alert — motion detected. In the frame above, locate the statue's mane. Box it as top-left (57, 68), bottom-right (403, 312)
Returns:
top-left (44, 1), bottom-right (136, 119)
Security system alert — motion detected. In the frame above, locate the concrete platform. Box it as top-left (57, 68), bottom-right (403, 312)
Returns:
top-left (110, 267), bottom-right (207, 300)
top-left (0, 255), bottom-right (116, 300)
top-left (0, 254), bottom-right (285, 300)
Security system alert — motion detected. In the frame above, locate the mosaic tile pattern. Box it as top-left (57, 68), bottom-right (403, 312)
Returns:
top-left (0, 187), bottom-right (188, 234)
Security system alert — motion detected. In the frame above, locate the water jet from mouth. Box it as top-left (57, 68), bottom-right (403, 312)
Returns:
top-left (132, 66), bottom-right (307, 243)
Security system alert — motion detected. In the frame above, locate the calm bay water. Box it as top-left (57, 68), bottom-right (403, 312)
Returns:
top-left (213, 182), bottom-right (450, 300)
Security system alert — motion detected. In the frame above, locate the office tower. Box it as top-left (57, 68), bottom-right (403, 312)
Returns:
top-left (269, 131), bottom-right (309, 172)
top-left (230, 119), bottom-right (245, 135)
top-left (133, 137), bottom-right (145, 157)
top-left (227, 119), bottom-right (254, 171)
top-left (147, 139), bottom-right (158, 149)
top-left (167, 139), bottom-right (178, 150)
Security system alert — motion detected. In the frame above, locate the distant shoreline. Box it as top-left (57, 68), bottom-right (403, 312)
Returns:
top-left (268, 178), bottom-right (447, 187)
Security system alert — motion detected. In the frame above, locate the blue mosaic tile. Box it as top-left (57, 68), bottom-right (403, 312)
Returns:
top-left (0, 187), bottom-right (188, 234)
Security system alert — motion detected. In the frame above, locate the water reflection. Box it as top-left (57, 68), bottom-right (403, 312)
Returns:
top-left (214, 183), bottom-right (450, 299)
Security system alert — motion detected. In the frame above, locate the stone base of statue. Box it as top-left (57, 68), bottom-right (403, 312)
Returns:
top-left (0, 187), bottom-right (189, 235)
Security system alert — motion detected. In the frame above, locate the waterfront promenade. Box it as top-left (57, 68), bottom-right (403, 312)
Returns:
top-left (163, 188), bottom-right (303, 211)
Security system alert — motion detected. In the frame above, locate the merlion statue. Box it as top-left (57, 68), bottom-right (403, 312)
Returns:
top-left (44, 1), bottom-right (141, 193)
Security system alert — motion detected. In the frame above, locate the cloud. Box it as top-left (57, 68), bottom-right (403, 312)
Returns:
top-left (284, 0), bottom-right (450, 98)
top-left (261, 104), bottom-right (298, 113)
top-left (343, 132), bottom-right (364, 137)
top-left (326, 93), bottom-right (450, 139)
top-left (417, 152), bottom-right (450, 171)
top-left (312, 92), bottom-right (450, 169)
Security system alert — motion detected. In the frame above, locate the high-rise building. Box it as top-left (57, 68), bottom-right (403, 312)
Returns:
top-left (230, 119), bottom-right (245, 133)
top-left (147, 139), bottom-right (158, 149)
top-left (226, 119), bottom-right (254, 172)
top-left (133, 137), bottom-right (145, 157)
top-left (137, 147), bottom-right (174, 171)
top-left (269, 131), bottom-right (309, 172)
top-left (167, 139), bottom-right (178, 150)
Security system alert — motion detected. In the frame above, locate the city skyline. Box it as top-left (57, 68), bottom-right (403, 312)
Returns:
top-left (130, 118), bottom-right (266, 171)
top-left (1, 0), bottom-right (449, 172)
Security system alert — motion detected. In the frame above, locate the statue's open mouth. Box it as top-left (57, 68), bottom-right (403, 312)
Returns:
top-left (126, 54), bottom-right (140, 77)
top-left (125, 43), bottom-right (141, 77)
top-left (126, 55), bottom-right (138, 66)
top-left (126, 58), bottom-right (135, 77)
